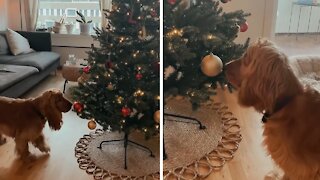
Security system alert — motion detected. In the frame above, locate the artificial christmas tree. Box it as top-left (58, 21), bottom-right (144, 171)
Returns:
top-left (72, 0), bottom-right (160, 169)
top-left (164, 0), bottom-right (250, 109)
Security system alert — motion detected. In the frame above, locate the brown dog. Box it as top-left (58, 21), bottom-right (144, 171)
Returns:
top-left (0, 89), bottom-right (72, 159)
top-left (226, 39), bottom-right (320, 179)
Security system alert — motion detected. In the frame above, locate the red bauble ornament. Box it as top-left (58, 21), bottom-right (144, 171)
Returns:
top-left (105, 61), bottom-right (112, 69)
top-left (121, 107), bottom-right (131, 117)
top-left (167, 0), bottom-right (176, 5)
top-left (153, 61), bottom-right (160, 73)
top-left (128, 18), bottom-right (137, 24)
top-left (128, 11), bottom-right (137, 24)
top-left (240, 22), bottom-right (249, 32)
top-left (83, 66), bottom-right (91, 74)
top-left (220, 0), bottom-right (229, 3)
top-left (73, 102), bottom-right (84, 113)
top-left (136, 73), bottom-right (143, 80)
top-left (151, 10), bottom-right (157, 17)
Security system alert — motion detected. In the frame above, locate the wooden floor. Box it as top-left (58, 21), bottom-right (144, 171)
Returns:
top-left (0, 34), bottom-right (317, 180)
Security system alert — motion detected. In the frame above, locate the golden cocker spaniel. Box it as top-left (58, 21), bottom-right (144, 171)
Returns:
top-left (226, 39), bottom-right (320, 180)
top-left (0, 89), bottom-right (72, 159)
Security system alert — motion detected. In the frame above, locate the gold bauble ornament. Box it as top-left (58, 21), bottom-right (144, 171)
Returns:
top-left (107, 83), bottom-right (113, 91)
top-left (88, 119), bottom-right (97, 130)
top-left (153, 110), bottom-right (160, 123)
top-left (175, 95), bottom-right (184, 100)
top-left (200, 53), bottom-right (223, 77)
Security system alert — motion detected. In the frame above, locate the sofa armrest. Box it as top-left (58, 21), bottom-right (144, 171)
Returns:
top-left (289, 55), bottom-right (320, 77)
top-left (17, 31), bottom-right (52, 51)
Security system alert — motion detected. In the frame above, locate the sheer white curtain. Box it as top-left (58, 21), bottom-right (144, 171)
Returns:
top-left (99, 0), bottom-right (112, 28)
top-left (22, 0), bottom-right (39, 31)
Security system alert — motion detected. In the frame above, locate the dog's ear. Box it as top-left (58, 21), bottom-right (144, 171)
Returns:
top-left (41, 90), bottom-right (63, 130)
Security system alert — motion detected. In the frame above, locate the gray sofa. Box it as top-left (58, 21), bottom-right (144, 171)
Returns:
top-left (0, 31), bottom-right (60, 97)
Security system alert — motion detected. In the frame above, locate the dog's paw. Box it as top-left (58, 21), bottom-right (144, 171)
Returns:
top-left (0, 137), bottom-right (6, 145)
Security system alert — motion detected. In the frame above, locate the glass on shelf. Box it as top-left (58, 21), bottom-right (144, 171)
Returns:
top-left (66, 54), bottom-right (77, 65)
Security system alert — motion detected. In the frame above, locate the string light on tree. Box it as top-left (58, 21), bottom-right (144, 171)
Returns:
top-left (207, 34), bottom-right (216, 40)
top-left (134, 89), bottom-right (145, 96)
top-left (167, 28), bottom-right (183, 37)
top-left (116, 96), bottom-right (124, 104)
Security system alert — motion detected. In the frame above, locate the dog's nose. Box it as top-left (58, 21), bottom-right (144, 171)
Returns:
top-left (225, 60), bottom-right (241, 88)
top-left (225, 60), bottom-right (235, 78)
top-left (67, 101), bottom-right (72, 110)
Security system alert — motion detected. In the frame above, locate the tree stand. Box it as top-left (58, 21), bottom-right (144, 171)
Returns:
top-left (163, 113), bottom-right (206, 160)
top-left (164, 113), bottom-right (206, 130)
top-left (97, 133), bottom-right (155, 169)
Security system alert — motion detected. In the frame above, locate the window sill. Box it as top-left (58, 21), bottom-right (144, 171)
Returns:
top-left (51, 33), bottom-right (97, 48)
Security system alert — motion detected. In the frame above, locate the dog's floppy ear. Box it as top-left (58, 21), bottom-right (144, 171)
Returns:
top-left (41, 90), bottom-right (63, 130)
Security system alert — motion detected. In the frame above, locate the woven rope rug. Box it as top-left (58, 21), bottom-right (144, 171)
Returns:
top-left (163, 99), bottom-right (242, 179)
top-left (75, 130), bottom-right (160, 179)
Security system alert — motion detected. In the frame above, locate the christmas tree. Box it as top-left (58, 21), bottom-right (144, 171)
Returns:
top-left (164, 0), bottom-right (250, 109)
top-left (72, 0), bottom-right (160, 139)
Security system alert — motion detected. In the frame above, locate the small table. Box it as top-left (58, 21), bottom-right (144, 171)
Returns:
top-left (61, 63), bottom-right (84, 93)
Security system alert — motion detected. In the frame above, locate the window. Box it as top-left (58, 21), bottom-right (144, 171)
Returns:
top-left (66, 8), bottom-right (77, 17)
top-left (37, 0), bottom-right (101, 34)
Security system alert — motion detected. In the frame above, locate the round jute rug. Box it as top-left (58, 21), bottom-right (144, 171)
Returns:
top-left (75, 130), bottom-right (160, 179)
top-left (163, 99), bottom-right (242, 179)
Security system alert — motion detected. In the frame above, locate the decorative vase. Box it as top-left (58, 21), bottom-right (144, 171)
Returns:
top-left (65, 24), bottom-right (74, 34)
top-left (53, 21), bottom-right (63, 34)
top-left (80, 23), bottom-right (91, 35)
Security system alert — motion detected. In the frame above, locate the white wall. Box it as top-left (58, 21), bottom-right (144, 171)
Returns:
top-left (0, 0), bottom-right (8, 31)
top-left (276, 0), bottom-right (320, 33)
top-left (222, 0), bottom-right (277, 42)
top-left (7, 0), bottom-right (21, 30)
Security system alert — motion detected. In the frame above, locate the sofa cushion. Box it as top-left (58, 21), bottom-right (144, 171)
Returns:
top-left (0, 64), bottom-right (39, 92)
top-left (0, 34), bottom-right (9, 55)
top-left (0, 52), bottom-right (60, 71)
top-left (0, 55), bottom-right (16, 62)
top-left (6, 28), bottom-right (34, 55)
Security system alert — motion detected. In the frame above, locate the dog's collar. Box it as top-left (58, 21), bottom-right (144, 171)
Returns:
top-left (261, 97), bottom-right (294, 123)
